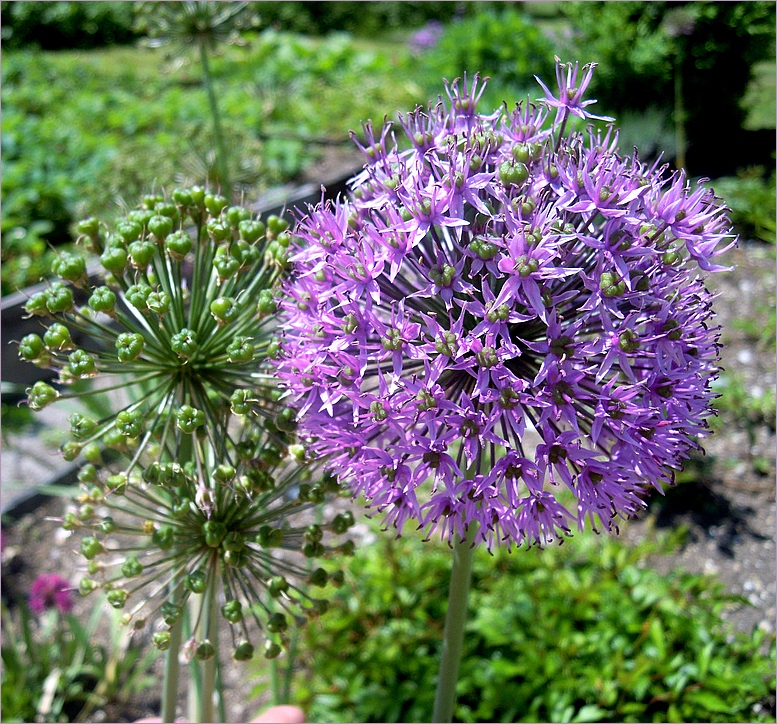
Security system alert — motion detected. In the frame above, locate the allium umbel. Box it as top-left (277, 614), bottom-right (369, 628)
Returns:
top-left (277, 62), bottom-right (733, 550)
top-left (20, 188), bottom-right (354, 662)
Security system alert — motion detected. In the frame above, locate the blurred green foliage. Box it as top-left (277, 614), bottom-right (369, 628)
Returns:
top-left (282, 528), bottom-right (775, 723)
top-left (0, 33), bottom-right (421, 294)
top-left (1, 596), bottom-right (159, 722)
top-left (560, 1), bottom-right (776, 177)
top-left (419, 6), bottom-right (556, 108)
top-left (712, 169), bottom-right (776, 245)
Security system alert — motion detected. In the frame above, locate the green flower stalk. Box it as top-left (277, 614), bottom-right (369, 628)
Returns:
top-left (20, 187), bottom-right (354, 720)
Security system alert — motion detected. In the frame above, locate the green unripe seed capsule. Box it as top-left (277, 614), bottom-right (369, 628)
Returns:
top-left (227, 337), bottom-right (254, 364)
top-left (44, 323), bottom-right (72, 350)
top-left (267, 214), bottom-right (289, 236)
top-left (103, 472), bottom-right (127, 495)
top-left (222, 600), bottom-right (243, 623)
top-left (19, 334), bottom-right (45, 361)
top-left (161, 602), bottom-right (183, 626)
top-left (70, 413), bottom-right (97, 440)
top-left (52, 252), bottom-right (87, 284)
top-left (147, 290), bottom-right (171, 315)
top-left (238, 219), bottom-right (265, 243)
top-left (24, 292), bottom-right (50, 317)
top-left (155, 202), bottom-right (179, 222)
top-left (499, 160), bottom-right (529, 186)
top-left (152, 525), bottom-right (175, 550)
top-left (62, 512), bottom-right (80, 530)
top-left (60, 441), bottom-right (82, 461)
top-left (153, 632), bottom-right (171, 650)
top-left (148, 215), bottom-right (173, 240)
top-left (212, 465), bottom-right (235, 485)
top-left (27, 381), bottom-right (58, 410)
top-left (99, 516), bottom-right (116, 534)
top-left (81, 536), bottom-right (104, 560)
top-left (116, 332), bottom-right (144, 362)
top-left (256, 525), bottom-right (283, 548)
top-left (122, 556), bottom-right (143, 578)
top-left (116, 219), bottom-right (143, 243)
top-left (302, 541), bottom-right (325, 558)
top-left (177, 405), bottom-right (205, 433)
top-left (171, 329), bottom-right (198, 359)
top-left (229, 389), bottom-right (252, 416)
top-left (257, 289), bottom-right (276, 316)
top-left (226, 206), bottom-right (251, 227)
top-left (79, 578), bottom-right (98, 596)
top-left (185, 570), bottom-right (207, 594)
top-left (89, 287), bottom-right (116, 314)
top-left (116, 409), bottom-right (144, 438)
top-left (268, 575), bottom-right (289, 598)
top-left (165, 230), bottom-right (193, 260)
top-left (82, 443), bottom-right (102, 465)
top-left (172, 188), bottom-right (193, 206)
top-left (204, 194), bottom-right (228, 215)
top-left (78, 464), bottom-right (98, 483)
top-left (196, 640), bottom-right (216, 661)
top-left (69, 349), bottom-right (97, 377)
top-left (128, 240), bottom-right (156, 269)
top-left (308, 567), bottom-right (328, 587)
top-left (275, 407), bottom-right (297, 433)
top-left (77, 217), bottom-right (100, 237)
top-left (171, 501), bottom-right (190, 518)
top-left (233, 642), bottom-right (255, 661)
top-left (264, 641), bottom-right (282, 659)
top-left (210, 297), bottom-right (239, 324)
top-left (266, 612), bottom-right (288, 633)
top-left (100, 247), bottom-right (128, 274)
top-left (203, 520), bottom-right (227, 548)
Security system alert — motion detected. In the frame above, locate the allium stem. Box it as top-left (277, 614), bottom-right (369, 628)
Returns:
top-left (198, 41), bottom-right (230, 195)
top-left (162, 580), bottom-right (184, 723)
top-left (200, 557), bottom-right (220, 723)
top-left (432, 466), bottom-right (479, 723)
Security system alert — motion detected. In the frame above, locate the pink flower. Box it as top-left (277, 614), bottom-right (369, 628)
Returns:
top-left (29, 574), bottom-right (73, 614)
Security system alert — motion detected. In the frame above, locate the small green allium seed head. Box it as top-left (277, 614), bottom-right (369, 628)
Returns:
top-left (233, 641), bottom-right (255, 661)
top-left (176, 405), bottom-right (205, 433)
top-left (153, 632), bottom-right (171, 650)
top-left (221, 600), bottom-right (243, 623)
top-left (19, 334), bottom-right (45, 362)
top-left (116, 332), bottom-right (144, 362)
top-left (27, 381), bottom-right (59, 410)
top-left (161, 602), bottom-right (183, 626)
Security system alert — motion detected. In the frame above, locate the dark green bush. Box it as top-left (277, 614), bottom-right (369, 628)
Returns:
top-left (561, 1), bottom-right (776, 177)
top-left (0, 1), bottom-right (138, 49)
top-left (287, 527), bottom-right (775, 723)
top-left (251, 2), bottom-right (462, 37)
top-left (420, 7), bottom-right (556, 105)
top-left (711, 169), bottom-right (776, 245)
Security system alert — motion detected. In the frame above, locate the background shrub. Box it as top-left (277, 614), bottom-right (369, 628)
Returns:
top-left (285, 528), bottom-right (775, 723)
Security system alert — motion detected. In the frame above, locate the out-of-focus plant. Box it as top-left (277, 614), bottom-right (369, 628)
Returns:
top-left (1, 583), bottom-right (159, 723)
top-left (136, 2), bottom-right (261, 196)
top-left (0, 1), bottom-right (138, 50)
top-left (710, 168), bottom-right (776, 245)
top-left (560, 1), bottom-right (776, 177)
top-left (420, 7), bottom-right (556, 108)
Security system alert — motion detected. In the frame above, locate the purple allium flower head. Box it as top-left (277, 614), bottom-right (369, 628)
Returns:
top-left (277, 61), bottom-right (734, 550)
top-left (29, 573), bottom-right (73, 614)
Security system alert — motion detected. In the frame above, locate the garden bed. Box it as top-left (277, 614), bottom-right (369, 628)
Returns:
top-left (3, 242), bottom-right (774, 722)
